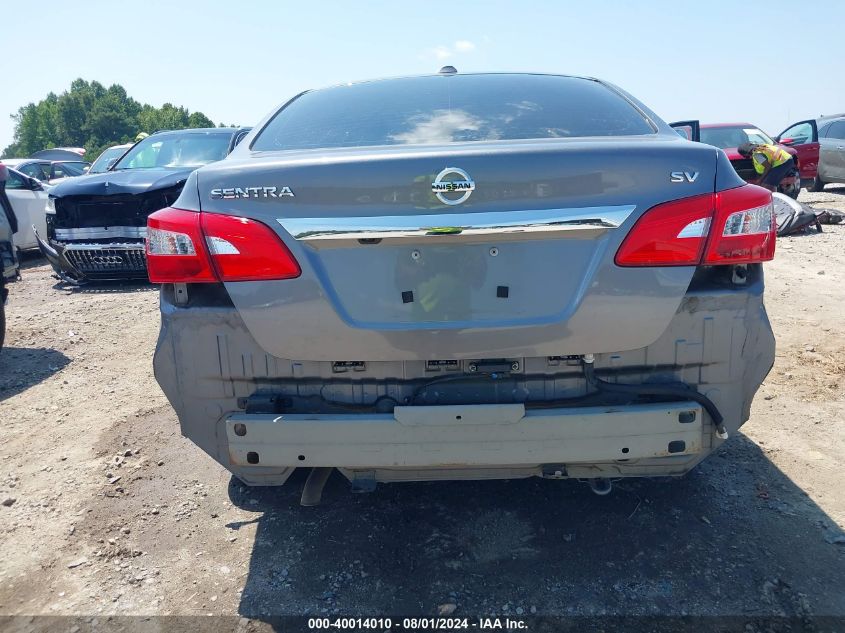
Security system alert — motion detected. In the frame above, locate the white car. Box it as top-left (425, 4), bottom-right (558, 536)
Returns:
top-left (1, 167), bottom-right (49, 251)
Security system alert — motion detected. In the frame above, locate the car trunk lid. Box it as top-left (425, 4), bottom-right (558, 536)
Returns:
top-left (195, 138), bottom-right (717, 361)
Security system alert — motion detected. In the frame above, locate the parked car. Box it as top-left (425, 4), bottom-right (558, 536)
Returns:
top-left (0, 163), bottom-right (22, 352)
top-left (0, 158), bottom-right (90, 185)
top-left (30, 148), bottom-right (86, 160)
top-left (671, 121), bottom-right (801, 198)
top-left (1, 167), bottom-right (50, 251)
top-left (38, 127), bottom-right (250, 284)
top-left (148, 71), bottom-right (776, 500)
top-left (776, 114), bottom-right (845, 191)
top-left (88, 143), bottom-right (133, 174)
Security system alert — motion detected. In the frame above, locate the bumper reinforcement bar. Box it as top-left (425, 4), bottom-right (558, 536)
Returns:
top-left (225, 401), bottom-right (704, 469)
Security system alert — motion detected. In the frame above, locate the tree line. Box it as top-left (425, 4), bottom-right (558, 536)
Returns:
top-left (2, 79), bottom-right (227, 161)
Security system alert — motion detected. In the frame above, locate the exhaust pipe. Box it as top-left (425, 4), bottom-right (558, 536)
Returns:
top-left (587, 478), bottom-right (612, 496)
top-left (300, 467), bottom-right (333, 506)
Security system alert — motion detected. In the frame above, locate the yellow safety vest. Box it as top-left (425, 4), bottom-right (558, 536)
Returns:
top-left (751, 144), bottom-right (791, 174)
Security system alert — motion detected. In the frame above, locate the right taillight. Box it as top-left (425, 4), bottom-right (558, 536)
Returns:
top-left (615, 185), bottom-right (774, 268)
top-left (703, 184), bottom-right (775, 264)
top-left (146, 207), bottom-right (301, 283)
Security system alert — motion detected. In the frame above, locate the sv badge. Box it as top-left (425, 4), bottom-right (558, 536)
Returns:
top-left (670, 171), bottom-right (700, 183)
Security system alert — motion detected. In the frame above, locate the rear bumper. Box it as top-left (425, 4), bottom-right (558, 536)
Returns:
top-left (225, 402), bottom-right (704, 470)
top-left (153, 272), bottom-right (775, 486)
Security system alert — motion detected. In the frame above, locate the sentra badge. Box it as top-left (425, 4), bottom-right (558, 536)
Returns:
top-left (431, 167), bottom-right (475, 206)
top-left (210, 186), bottom-right (294, 200)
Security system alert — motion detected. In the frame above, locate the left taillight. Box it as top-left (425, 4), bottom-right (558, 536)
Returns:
top-left (146, 208), bottom-right (301, 283)
top-left (147, 208), bottom-right (217, 283)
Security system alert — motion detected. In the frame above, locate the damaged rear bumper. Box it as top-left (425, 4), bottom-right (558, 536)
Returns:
top-left (154, 270), bottom-right (775, 486)
top-left (35, 228), bottom-right (148, 284)
top-left (225, 402), bottom-right (704, 470)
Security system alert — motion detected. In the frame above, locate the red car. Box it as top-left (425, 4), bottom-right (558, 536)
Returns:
top-left (671, 121), bottom-right (801, 198)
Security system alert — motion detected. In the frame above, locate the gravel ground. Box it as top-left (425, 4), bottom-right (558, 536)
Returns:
top-left (1, 188), bottom-right (844, 626)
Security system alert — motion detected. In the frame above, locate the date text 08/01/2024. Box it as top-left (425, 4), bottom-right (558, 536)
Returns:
top-left (307, 617), bottom-right (529, 630)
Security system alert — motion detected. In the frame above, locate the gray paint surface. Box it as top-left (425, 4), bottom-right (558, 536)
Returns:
top-left (188, 137), bottom-right (721, 360)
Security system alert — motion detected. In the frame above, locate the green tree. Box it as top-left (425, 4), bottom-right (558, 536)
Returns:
top-left (2, 79), bottom-right (216, 161)
top-left (188, 111), bottom-right (215, 128)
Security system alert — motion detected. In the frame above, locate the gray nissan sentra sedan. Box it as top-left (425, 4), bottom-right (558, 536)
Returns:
top-left (148, 71), bottom-right (776, 502)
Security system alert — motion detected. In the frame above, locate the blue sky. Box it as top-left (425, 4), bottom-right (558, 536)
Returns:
top-left (1, 0), bottom-right (843, 152)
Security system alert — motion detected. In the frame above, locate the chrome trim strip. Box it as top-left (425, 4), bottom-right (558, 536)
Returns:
top-left (54, 226), bottom-right (147, 240)
top-left (278, 206), bottom-right (636, 242)
top-left (61, 242), bottom-right (146, 251)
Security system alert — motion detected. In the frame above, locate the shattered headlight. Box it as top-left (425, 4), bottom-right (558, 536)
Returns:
top-left (45, 197), bottom-right (56, 214)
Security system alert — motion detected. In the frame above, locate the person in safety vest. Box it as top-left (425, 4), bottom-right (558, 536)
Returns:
top-left (737, 142), bottom-right (795, 192)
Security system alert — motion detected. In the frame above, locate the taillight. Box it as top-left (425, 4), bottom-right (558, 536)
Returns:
top-left (703, 185), bottom-right (775, 264)
top-left (615, 185), bottom-right (774, 267)
top-left (615, 193), bottom-right (714, 266)
top-left (201, 213), bottom-right (301, 281)
top-left (146, 208), bottom-right (301, 283)
top-left (147, 208), bottom-right (216, 283)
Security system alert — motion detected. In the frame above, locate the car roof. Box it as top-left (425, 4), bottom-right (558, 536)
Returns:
top-left (817, 116), bottom-right (845, 128)
top-left (816, 117), bottom-right (845, 130)
top-left (781, 115), bottom-right (844, 126)
top-left (700, 122), bottom-right (760, 129)
top-left (305, 71), bottom-right (602, 95)
top-left (150, 127), bottom-right (246, 136)
top-left (0, 158), bottom-right (82, 165)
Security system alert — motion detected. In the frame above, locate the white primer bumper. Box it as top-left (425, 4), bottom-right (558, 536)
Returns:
top-left (225, 402), bottom-right (703, 469)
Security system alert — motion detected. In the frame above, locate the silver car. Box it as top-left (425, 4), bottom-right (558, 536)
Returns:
top-left (776, 114), bottom-right (845, 191)
top-left (150, 72), bottom-right (776, 501)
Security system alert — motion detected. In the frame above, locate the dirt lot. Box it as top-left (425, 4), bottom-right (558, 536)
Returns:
top-left (1, 189), bottom-right (845, 625)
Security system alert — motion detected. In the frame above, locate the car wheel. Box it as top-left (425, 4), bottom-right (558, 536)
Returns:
top-left (810, 174), bottom-right (826, 192)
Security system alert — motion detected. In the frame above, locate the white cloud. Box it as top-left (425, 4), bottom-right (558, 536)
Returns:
top-left (432, 46), bottom-right (453, 61)
top-left (390, 110), bottom-right (485, 145)
top-left (421, 40), bottom-right (477, 61)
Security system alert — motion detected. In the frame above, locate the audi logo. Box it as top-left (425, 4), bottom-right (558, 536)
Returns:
top-left (91, 255), bottom-right (125, 266)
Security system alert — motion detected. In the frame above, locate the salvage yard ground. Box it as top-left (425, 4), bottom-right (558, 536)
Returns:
top-left (1, 190), bottom-right (844, 620)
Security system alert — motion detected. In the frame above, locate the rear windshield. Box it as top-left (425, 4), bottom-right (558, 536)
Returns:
top-left (252, 74), bottom-right (655, 152)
